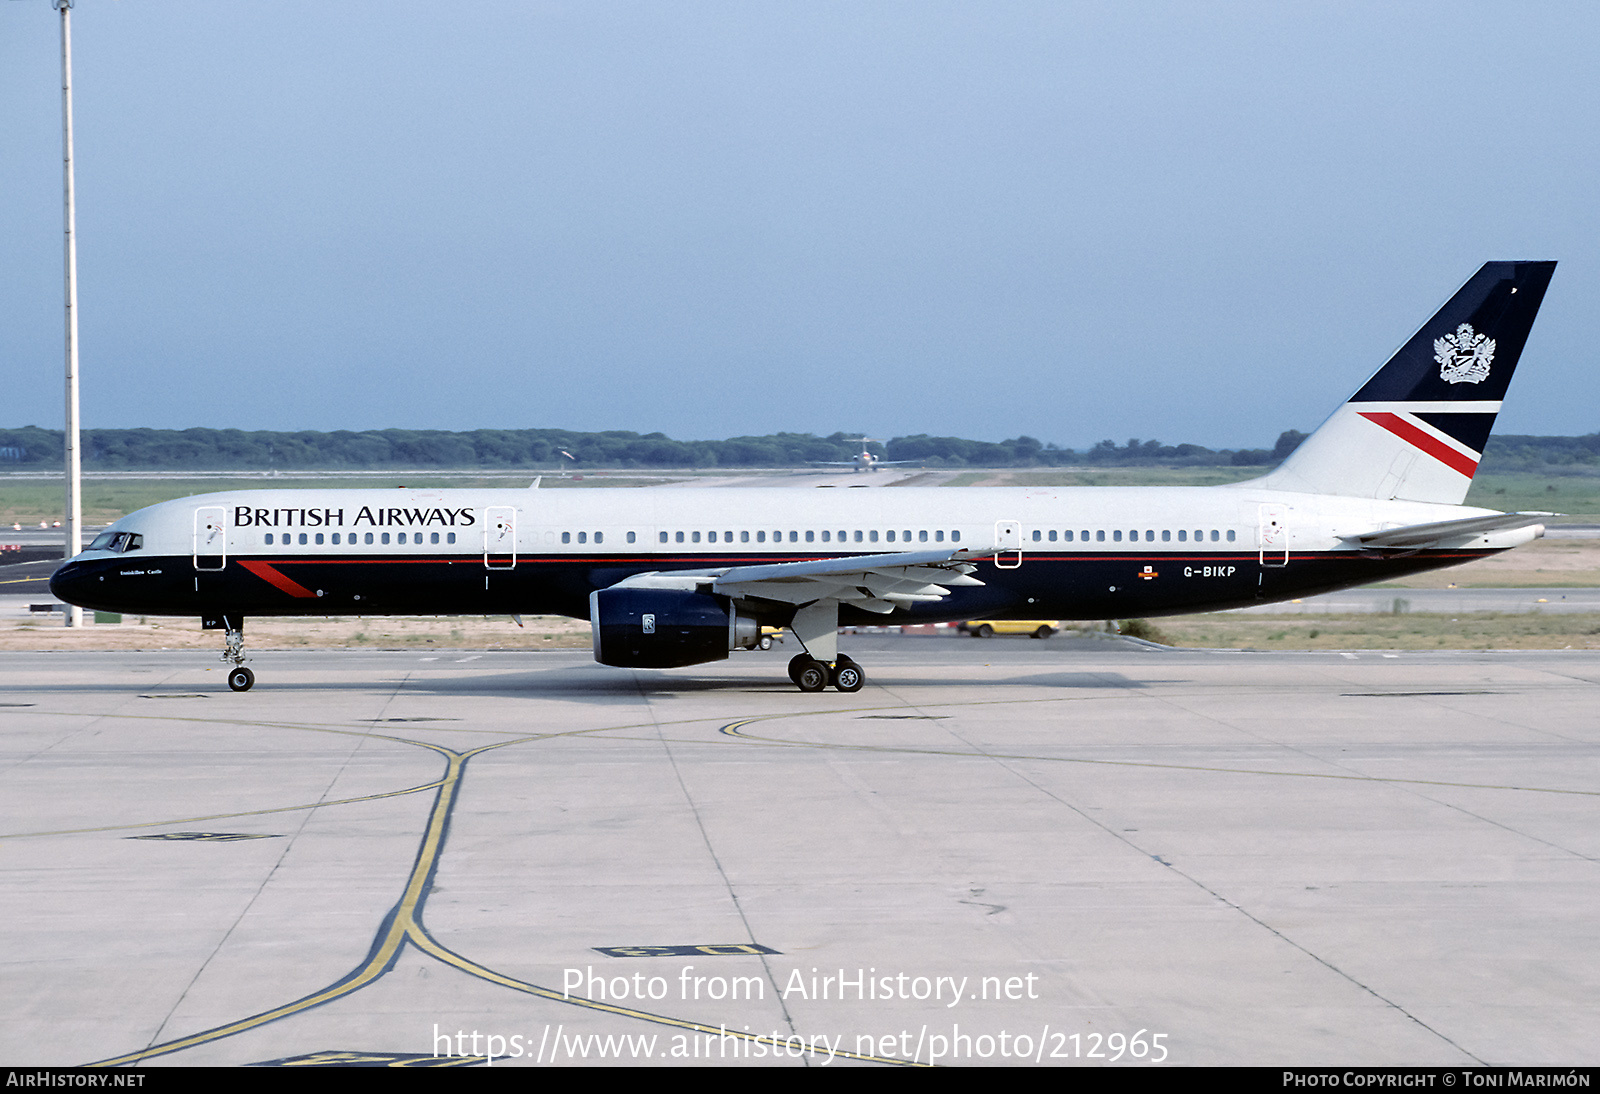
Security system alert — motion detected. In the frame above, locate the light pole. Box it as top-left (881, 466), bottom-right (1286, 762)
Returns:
top-left (56, 0), bottom-right (84, 626)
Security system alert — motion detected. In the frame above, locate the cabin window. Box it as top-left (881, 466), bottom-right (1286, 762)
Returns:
top-left (820, 530), bottom-right (830, 542)
top-left (1048, 530), bottom-right (1057, 542)
top-left (952, 531), bottom-right (961, 542)
top-left (1113, 530), bottom-right (1122, 542)
top-left (561, 532), bottom-right (571, 544)
top-left (628, 531), bottom-right (637, 544)
top-left (692, 531), bottom-right (701, 543)
top-left (724, 530), bottom-right (732, 541)
top-left (264, 533), bottom-right (274, 545)
top-left (786, 531), bottom-right (796, 542)
top-left (1177, 530), bottom-right (1187, 542)
top-left (365, 533), bottom-right (374, 545)
top-left (298, 533), bottom-right (308, 545)
top-left (935, 530), bottom-right (944, 542)
top-left (315, 533), bottom-right (324, 545)
top-left (1161, 530), bottom-right (1171, 542)
top-left (887, 530), bottom-right (896, 543)
top-left (919, 530), bottom-right (928, 542)
top-left (447, 533), bottom-right (456, 544)
top-left (1227, 529), bottom-right (1237, 542)
top-left (1145, 530), bottom-right (1154, 542)
top-left (1063, 530), bottom-right (1073, 542)
top-left (757, 531), bottom-right (766, 543)
top-left (869, 530), bottom-right (879, 543)
top-left (1210, 530), bottom-right (1219, 542)
top-left (805, 530), bottom-right (815, 542)
top-left (578, 532), bottom-right (588, 544)
top-left (740, 531), bottom-right (749, 543)
top-left (381, 533), bottom-right (390, 545)
top-left (430, 532), bottom-right (439, 544)
top-left (1031, 530), bottom-right (1041, 542)
top-left (595, 532), bottom-right (604, 544)
top-left (676, 531), bottom-right (685, 543)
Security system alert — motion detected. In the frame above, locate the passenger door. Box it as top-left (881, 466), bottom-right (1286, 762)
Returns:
top-left (994, 519), bottom-right (1022, 569)
top-left (1258, 504), bottom-right (1289, 568)
top-left (484, 507), bottom-right (517, 570)
top-left (193, 507), bottom-right (226, 571)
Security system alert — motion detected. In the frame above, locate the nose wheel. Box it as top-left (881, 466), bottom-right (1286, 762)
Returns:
top-left (208, 614), bottom-right (255, 692)
top-left (787, 654), bottom-right (864, 693)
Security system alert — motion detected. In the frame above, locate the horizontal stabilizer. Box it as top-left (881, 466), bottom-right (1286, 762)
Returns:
top-left (1343, 512), bottom-right (1555, 550)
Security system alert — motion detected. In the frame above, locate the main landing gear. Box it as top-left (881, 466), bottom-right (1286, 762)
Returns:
top-left (782, 598), bottom-right (866, 693)
top-left (204, 614), bottom-right (254, 692)
top-left (787, 653), bottom-right (864, 693)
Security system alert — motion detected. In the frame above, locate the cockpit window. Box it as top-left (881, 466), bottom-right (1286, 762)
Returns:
top-left (88, 531), bottom-right (143, 553)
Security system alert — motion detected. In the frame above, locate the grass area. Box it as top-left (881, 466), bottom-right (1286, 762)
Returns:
top-left (1147, 611), bottom-right (1600, 650)
top-left (1013, 468), bottom-right (1263, 488)
top-left (1372, 537), bottom-right (1600, 588)
top-left (7, 464), bottom-right (1597, 530)
top-left (939, 468), bottom-right (1265, 488)
top-left (0, 472), bottom-right (672, 525)
top-left (1464, 472), bottom-right (1600, 521)
top-left (0, 613), bottom-right (594, 652)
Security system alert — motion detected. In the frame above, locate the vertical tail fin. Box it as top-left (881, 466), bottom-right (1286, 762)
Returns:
top-left (1259, 261), bottom-right (1556, 504)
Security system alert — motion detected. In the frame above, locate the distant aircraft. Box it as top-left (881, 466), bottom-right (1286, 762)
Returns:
top-left (53, 262), bottom-right (1557, 695)
top-left (812, 437), bottom-right (916, 473)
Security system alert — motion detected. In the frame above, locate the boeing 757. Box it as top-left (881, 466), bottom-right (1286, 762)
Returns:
top-left (52, 261), bottom-right (1557, 693)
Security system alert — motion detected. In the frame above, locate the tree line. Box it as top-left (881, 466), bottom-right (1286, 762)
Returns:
top-left (0, 424), bottom-right (1593, 472)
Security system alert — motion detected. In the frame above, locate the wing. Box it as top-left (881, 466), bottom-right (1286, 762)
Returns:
top-left (607, 546), bottom-right (990, 614)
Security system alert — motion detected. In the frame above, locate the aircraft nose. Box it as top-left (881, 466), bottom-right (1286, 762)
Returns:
top-left (49, 558), bottom-right (93, 607)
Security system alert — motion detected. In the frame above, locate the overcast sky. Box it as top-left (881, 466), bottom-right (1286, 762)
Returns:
top-left (2, 2), bottom-right (1594, 449)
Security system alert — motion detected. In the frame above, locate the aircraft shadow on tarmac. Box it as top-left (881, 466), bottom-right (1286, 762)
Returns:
top-left (1, 662), bottom-right (1156, 701)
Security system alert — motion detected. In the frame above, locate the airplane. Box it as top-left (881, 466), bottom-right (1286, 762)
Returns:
top-left (52, 261), bottom-right (1557, 695)
top-left (811, 437), bottom-right (917, 473)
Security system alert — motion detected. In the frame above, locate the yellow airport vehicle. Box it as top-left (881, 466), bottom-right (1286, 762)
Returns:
top-left (956, 620), bottom-right (1059, 639)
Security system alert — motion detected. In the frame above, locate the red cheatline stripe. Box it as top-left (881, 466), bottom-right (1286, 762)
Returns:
top-left (238, 560), bottom-right (319, 598)
top-left (1357, 412), bottom-right (1479, 478)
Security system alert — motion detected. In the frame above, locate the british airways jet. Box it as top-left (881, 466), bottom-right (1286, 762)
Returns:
top-left (52, 262), bottom-right (1557, 694)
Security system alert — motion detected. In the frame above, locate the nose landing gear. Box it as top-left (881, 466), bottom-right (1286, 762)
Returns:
top-left (204, 614), bottom-right (254, 692)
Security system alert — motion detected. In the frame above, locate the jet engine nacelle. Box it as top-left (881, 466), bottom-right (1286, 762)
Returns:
top-left (589, 587), bottom-right (761, 669)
